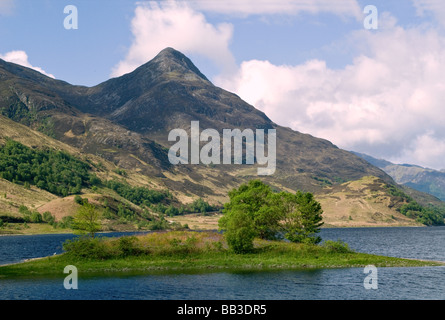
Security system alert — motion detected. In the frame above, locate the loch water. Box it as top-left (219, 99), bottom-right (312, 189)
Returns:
top-left (0, 227), bottom-right (444, 300)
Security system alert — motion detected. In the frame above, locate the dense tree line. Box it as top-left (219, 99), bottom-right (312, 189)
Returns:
top-left (0, 139), bottom-right (99, 196)
top-left (105, 179), bottom-right (169, 206)
top-left (385, 184), bottom-right (445, 226)
top-left (187, 198), bottom-right (218, 214)
top-left (399, 202), bottom-right (444, 226)
top-left (152, 197), bottom-right (220, 216)
top-left (105, 179), bottom-right (218, 217)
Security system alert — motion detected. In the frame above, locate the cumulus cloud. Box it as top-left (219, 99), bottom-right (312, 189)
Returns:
top-left (111, 1), bottom-right (235, 77)
top-left (215, 14), bottom-right (445, 170)
top-left (0, 50), bottom-right (55, 78)
top-left (412, 0), bottom-right (445, 26)
top-left (395, 132), bottom-right (445, 168)
top-left (111, 2), bottom-right (445, 169)
top-left (188, 0), bottom-right (362, 19)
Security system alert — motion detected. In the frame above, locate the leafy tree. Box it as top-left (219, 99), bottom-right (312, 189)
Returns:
top-left (187, 198), bottom-right (215, 215)
top-left (219, 180), bottom-right (280, 253)
top-left (19, 205), bottom-right (32, 222)
top-left (74, 195), bottom-right (83, 205)
top-left (117, 203), bottom-right (136, 220)
top-left (19, 205), bottom-right (30, 215)
top-left (219, 180), bottom-right (281, 241)
top-left (42, 211), bottom-right (56, 225)
top-left (59, 216), bottom-right (74, 229)
top-left (165, 205), bottom-right (180, 216)
top-left (30, 211), bottom-right (43, 223)
top-left (219, 180), bottom-right (325, 253)
top-left (72, 202), bottom-right (102, 238)
top-left (278, 191), bottom-right (324, 244)
top-left (221, 205), bottom-right (256, 254)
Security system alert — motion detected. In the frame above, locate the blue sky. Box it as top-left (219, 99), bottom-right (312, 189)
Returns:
top-left (0, 0), bottom-right (425, 85)
top-left (2, 0), bottom-right (445, 170)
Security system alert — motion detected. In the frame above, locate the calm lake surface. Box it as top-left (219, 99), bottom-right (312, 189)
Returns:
top-left (0, 227), bottom-right (444, 300)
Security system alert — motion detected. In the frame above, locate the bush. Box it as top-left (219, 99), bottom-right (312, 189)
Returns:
top-left (118, 236), bottom-right (141, 257)
top-left (149, 217), bottom-right (169, 231)
top-left (186, 198), bottom-right (216, 215)
top-left (74, 195), bottom-right (83, 205)
top-left (165, 205), bottom-right (179, 217)
top-left (166, 236), bottom-right (199, 254)
top-left (63, 237), bottom-right (111, 260)
top-left (30, 211), bottom-right (43, 223)
top-left (226, 229), bottom-right (255, 254)
top-left (223, 209), bottom-right (256, 254)
top-left (322, 240), bottom-right (353, 253)
top-left (42, 211), bottom-right (55, 225)
top-left (19, 205), bottom-right (30, 215)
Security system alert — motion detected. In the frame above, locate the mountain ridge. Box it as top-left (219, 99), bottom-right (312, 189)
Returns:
top-left (2, 48), bottom-right (445, 227)
top-left (352, 151), bottom-right (445, 202)
top-left (1, 47), bottom-right (432, 212)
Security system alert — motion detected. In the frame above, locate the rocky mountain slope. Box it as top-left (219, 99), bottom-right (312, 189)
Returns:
top-left (0, 48), bottom-right (392, 194)
top-left (1, 48), bottom-right (443, 228)
top-left (352, 151), bottom-right (445, 202)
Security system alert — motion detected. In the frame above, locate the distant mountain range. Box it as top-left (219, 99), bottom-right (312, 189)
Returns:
top-left (0, 47), bottom-right (443, 227)
top-left (352, 152), bottom-right (445, 201)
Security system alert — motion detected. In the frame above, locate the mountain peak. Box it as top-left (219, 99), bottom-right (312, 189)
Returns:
top-left (147, 47), bottom-right (209, 82)
top-left (155, 47), bottom-right (184, 58)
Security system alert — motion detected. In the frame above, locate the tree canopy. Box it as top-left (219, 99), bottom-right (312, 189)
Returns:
top-left (0, 139), bottom-right (98, 196)
top-left (219, 180), bottom-right (324, 253)
top-left (72, 201), bottom-right (102, 238)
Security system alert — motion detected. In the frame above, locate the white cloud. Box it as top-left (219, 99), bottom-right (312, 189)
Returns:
top-left (394, 132), bottom-right (445, 169)
top-left (0, 51), bottom-right (55, 78)
top-left (215, 14), bottom-right (445, 170)
top-left (412, 0), bottom-right (445, 26)
top-left (188, 0), bottom-right (362, 19)
top-left (110, 2), bottom-right (445, 169)
top-left (111, 1), bottom-right (235, 77)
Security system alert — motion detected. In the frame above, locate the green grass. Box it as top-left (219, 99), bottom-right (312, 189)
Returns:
top-left (0, 222), bottom-right (73, 235)
top-left (0, 231), bottom-right (442, 278)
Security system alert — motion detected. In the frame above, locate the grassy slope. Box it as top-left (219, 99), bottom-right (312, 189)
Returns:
top-left (0, 115), bottom-right (426, 232)
top-left (0, 231), bottom-right (442, 278)
top-left (317, 176), bottom-right (422, 227)
top-left (169, 177), bottom-right (423, 229)
top-left (0, 115), bottom-right (172, 234)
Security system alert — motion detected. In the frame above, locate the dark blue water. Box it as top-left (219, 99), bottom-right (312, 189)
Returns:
top-left (0, 231), bottom-right (145, 266)
top-left (1, 227), bottom-right (444, 300)
top-left (321, 227), bottom-right (445, 262)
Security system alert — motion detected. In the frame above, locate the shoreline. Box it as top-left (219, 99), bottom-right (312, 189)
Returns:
top-left (1, 230), bottom-right (444, 278)
top-left (2, 253), bottom-right (443, 279)
top-left (0, 223), bottom-right (432, 237)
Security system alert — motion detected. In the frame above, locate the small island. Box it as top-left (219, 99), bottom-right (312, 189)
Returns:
top-left (1, 230), bottom-right (443, 278)
top-left (1, 180), bottom-right (443, 278)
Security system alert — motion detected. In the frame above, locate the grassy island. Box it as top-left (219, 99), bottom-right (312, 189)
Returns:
top-left (0, 230), bottom-right (442, 278)
top-left (1, 180), bottom-right (443, 278)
